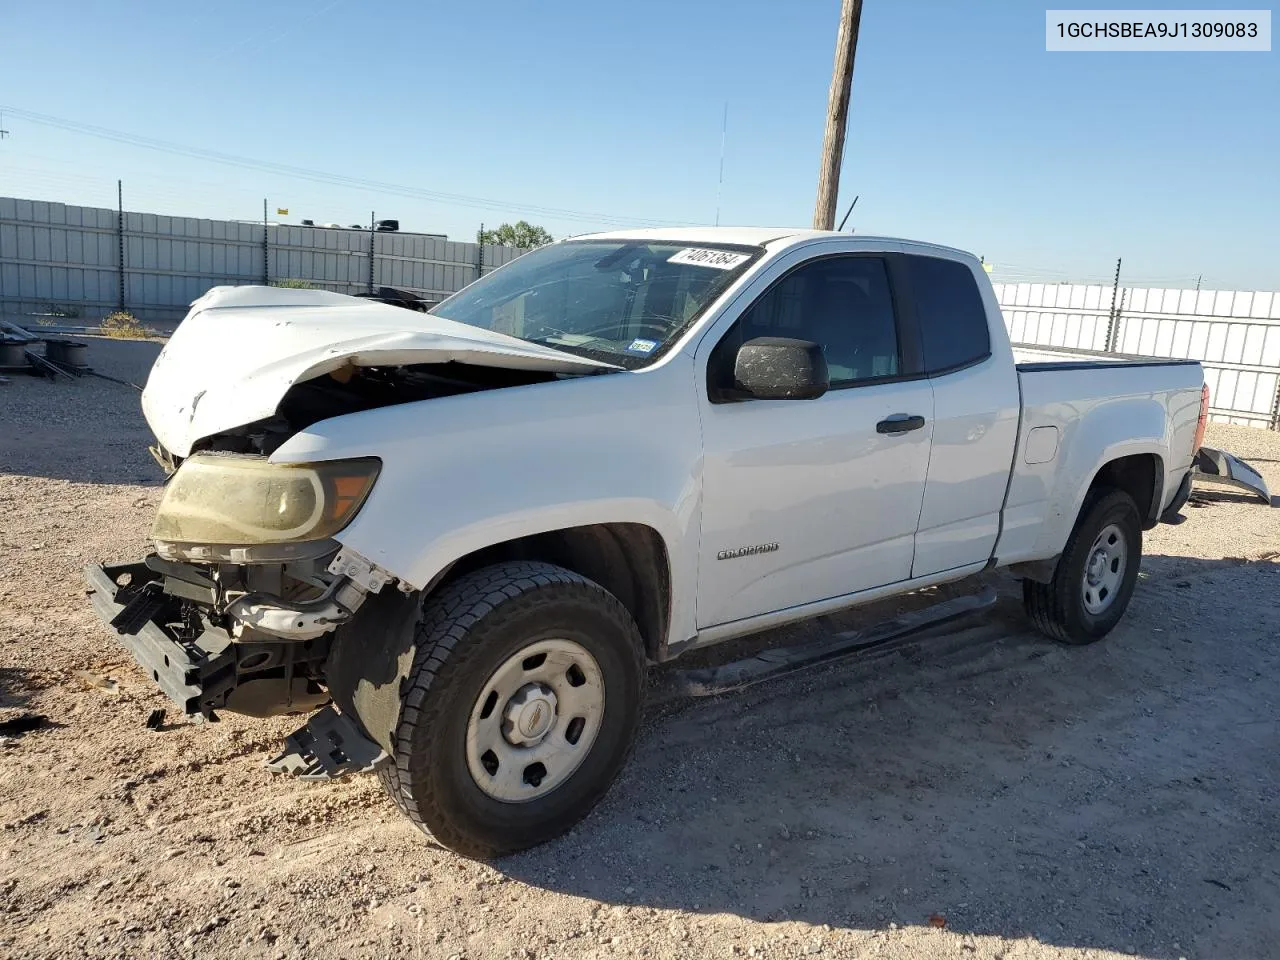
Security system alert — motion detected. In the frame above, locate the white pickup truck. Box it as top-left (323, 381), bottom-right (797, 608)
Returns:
top-left (87, 227), bottom-right (1209, 859)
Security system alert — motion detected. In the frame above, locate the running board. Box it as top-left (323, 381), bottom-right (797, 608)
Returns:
top-left (662, 585), bottom-right (999, 698)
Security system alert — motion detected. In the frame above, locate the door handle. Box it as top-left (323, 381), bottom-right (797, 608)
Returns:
top-left (876, 414), bottom-right (926, 435)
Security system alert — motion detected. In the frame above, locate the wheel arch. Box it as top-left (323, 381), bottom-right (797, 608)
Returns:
top-left (326, 527), bottom-right (670, 756)
top-left (1086, 452), bottom-right (1164, 529)
top-left (429, 522), bottom-right (673, 662)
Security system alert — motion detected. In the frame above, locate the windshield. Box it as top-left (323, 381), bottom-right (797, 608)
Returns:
top-left (428, 240), bottom-right (761, 367)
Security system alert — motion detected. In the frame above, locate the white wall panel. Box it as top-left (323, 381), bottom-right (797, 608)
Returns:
top-left (997, 281), bottom-right (1280, 429)
top-left (1, 195), bottom-right (533, 322)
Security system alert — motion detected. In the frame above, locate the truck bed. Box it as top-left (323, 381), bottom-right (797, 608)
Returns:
top-left (993, 347), bottom-right (1205, 569)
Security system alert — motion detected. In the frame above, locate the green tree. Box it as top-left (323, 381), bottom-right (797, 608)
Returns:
top-left (478, 221), bottom-right (553, 249)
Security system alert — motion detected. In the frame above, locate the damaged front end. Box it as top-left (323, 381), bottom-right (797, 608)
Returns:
top-left (85, 448), bottom-right (396, 749)
top-left (84, 543), bottom-right (389, 722)
top-left (84, 285), bottom-right (623, 779)
top-left (85, 543), bottom-right (395, 779)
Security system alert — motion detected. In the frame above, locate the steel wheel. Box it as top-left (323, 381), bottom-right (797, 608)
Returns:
top-left (1024, 490), bottom-right (1142, 645)
top-left (1080, 522), bottom-right (1127, 615)
top-left (464, 638), bottom-right (605, 803)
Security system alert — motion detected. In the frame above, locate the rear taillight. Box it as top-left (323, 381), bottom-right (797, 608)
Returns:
top-left (1193, 382), bottom-right (1210, 454)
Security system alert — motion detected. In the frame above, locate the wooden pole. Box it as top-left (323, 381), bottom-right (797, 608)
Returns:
top-left (813, 0), bottom-right (863, 230)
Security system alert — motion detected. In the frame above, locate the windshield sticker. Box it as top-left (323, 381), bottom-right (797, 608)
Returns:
top-left (626, 338), bottom-right (658, 355)
top-left (667, 248), bottom-right (751, 270)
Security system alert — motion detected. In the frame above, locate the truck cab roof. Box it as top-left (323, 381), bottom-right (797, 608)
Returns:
top-left (572, 226), bottom-right (978, 263)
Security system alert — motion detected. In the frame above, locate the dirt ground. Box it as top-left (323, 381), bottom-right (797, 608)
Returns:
top-left (2, 337), bottom-right (1278, 960)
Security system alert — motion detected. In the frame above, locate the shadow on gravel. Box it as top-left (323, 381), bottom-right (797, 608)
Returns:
top-left (498, 556), bottom-right (1280, 959)
top-left (0, 666), bottom-right (38, 711)
top-left (1190, 490), bottom-right (1280, 508)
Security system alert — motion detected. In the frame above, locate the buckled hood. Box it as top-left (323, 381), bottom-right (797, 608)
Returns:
top-left (141, 286), bottom-right (615, 457)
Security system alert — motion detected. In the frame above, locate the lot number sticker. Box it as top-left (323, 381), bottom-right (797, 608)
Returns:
top-left (668, 248), bottom-right (751, 270)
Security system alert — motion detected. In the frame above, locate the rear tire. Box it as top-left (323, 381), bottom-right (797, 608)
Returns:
top-left (377, 561), bottom-right (645, 859)
top-left (1023, 489), bottom-right (1142, 645)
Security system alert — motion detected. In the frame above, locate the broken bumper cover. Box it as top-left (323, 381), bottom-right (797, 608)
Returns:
top-left (84, 562), bottom-right (235, 718)
top-left (1194, 445), bottom-right (1272, 505)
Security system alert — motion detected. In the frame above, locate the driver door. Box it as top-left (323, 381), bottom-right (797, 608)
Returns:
top-left (695, 251), bottom-right (934, 628)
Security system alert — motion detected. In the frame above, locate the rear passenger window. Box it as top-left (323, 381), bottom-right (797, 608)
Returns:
top-left (904, 255), bottom-right (991, 374)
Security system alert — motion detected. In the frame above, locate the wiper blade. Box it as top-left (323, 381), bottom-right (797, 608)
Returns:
top-left (523, 338), bottom-right (626, 369)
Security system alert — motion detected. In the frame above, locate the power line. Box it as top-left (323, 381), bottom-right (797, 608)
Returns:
top-left (206, 0), bottom-right (348, 63)
top-left (0, 105), bottom-right (695, 228)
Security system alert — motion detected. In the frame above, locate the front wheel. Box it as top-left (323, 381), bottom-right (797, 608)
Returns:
top-left (1023, 489), bottom-right (1143, 645)
top-left (378, 561), bottom-right (645, 859)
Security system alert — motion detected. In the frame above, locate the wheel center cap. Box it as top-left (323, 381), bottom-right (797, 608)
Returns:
top-left (1087, 549), bottom-right (1108, 584)
top-left (501, 683), bottom-right (558, 747)
top-left (519, 699), bottom-right (553, 739)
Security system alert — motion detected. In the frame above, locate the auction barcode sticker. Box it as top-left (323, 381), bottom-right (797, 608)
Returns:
top-left (1046, 10), bottom-right (1271, 50)
top-left (668, 248), bottom-right (752, 270)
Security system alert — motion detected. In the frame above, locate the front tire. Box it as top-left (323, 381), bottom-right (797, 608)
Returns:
top-left (378, 561), bottom-right (645, 859)
top-left (1023, 489), bottom-right (1143, 645)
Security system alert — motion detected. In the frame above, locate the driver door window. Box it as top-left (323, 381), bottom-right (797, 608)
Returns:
top-left (712, 256), bottom-right (900, 387)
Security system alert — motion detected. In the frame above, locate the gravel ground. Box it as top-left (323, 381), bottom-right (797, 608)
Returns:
top-left (2, 337), bottom-right (1278, 960)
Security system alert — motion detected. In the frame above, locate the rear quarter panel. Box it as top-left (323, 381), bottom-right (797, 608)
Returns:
top-left (996, 362), bottom-right (1203, 564)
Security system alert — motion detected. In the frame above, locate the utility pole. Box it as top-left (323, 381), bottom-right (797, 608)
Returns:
top-left (813, 0), bottom-right (864, 230)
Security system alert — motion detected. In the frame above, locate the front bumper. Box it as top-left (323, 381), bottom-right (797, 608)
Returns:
top-left (86, 561), bottom-right (387, 779)
top-left (84, 562), bottom-right (236, 718)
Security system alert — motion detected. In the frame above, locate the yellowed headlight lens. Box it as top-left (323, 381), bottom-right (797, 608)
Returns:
top-left (152, 455), bottom-right (379, 546)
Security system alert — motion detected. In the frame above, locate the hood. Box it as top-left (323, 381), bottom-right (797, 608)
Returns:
top-left (142, 285), bottom-right (616, 457)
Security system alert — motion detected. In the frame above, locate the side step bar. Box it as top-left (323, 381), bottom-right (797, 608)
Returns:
top-left (662, 585), bottom-right (999, 699)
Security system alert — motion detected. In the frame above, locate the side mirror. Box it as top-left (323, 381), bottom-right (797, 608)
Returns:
top-left (731, 337), bottom-right (829, 401)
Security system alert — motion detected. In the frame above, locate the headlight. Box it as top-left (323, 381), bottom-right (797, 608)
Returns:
top-left (152, 455), bottom-right (380, 546)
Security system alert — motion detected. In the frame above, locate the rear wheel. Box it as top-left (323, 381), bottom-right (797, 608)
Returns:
top-left (378, 561), bottom-right (645, 859)
top-left (1023, 489), bottom-right (1142, 645)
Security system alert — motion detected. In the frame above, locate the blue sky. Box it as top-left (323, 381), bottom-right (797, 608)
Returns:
top-left (1, 0), bottom-right (1277, 288)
